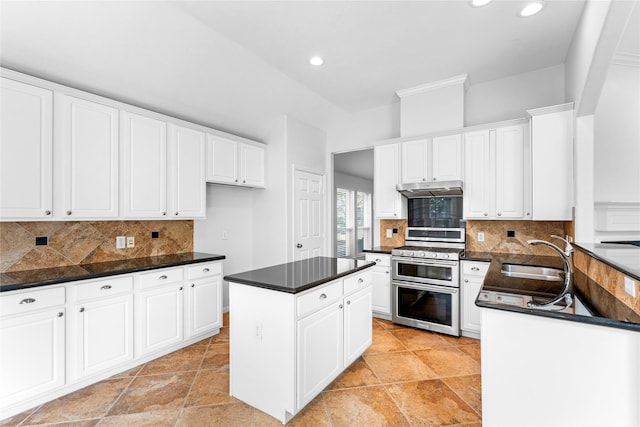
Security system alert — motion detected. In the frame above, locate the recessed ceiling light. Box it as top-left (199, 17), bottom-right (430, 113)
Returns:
top-left (470, 0), bottom-right (493, 7)
top-left (519, 1), bottom-right (545, 17)
top-left (309, 56), bottom-right (324, 66)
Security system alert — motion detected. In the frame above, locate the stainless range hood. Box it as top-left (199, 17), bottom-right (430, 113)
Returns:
top-left (396, 180), bottom-right (463, 198)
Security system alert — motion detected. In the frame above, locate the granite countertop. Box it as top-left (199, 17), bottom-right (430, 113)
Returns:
top-left (362, 246), bottom-right (396, 254)
top-left (224, 256), bottom-right (375, 294)
top-left (573, 242), bottom-right (640, 281)
top-left (0, 252), bottom-right (225, 292)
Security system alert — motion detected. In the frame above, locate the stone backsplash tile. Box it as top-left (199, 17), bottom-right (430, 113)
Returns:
top-left (465, 220), bottom-right (570, 256)
top-left (0, 220), bottom-right (194, 272)
top-left (379, 219), bottom-right (407, 247)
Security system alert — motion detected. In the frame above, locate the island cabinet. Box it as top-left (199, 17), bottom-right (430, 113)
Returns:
top-left (228, 265), bottom-right (373, 424)
top-left (365, 253), bottom-right (391, 317)
top-left (460, 260), bottom-right (489, 338)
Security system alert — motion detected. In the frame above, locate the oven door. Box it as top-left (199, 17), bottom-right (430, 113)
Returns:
top-left (392, 257), bottom-right (459, 287)
top-left (392, 281), bottom-right (460, 336)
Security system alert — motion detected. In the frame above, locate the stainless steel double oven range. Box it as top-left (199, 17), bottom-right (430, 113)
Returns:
top-left (392, 181), bottom-right (465, 336)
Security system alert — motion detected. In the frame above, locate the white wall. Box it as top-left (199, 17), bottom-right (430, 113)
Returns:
top-left (400, 83), bottom-right (465, 137)
top-left (334, 172), bottom-right (373, 195)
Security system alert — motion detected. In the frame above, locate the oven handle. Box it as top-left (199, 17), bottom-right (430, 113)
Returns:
top-left (392, 280), bottom-right (459, 294)
top-left (391, 257), bottom-right (459, 267)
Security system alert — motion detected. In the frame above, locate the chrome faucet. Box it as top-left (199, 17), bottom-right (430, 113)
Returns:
top-left (526, 237), bottom-right (573, 309)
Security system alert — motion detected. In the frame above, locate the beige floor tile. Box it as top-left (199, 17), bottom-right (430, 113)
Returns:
top-left (223, 311), bottom-right (229, 327)
top-left (209, 326), bottom-right (229, 344)
top-left (106, 372), bottom-right (195, 416)
top-left (200, 343), bottom-right (230, 371)
top-left (138, 346), bottom-right (206, 376)
top-left (458, 343), bottom-right (481, 362)
top-left (374, 318), bottom-right (406, 331)
top-left (176, 402), bottom-right (253, 427)
top-left (184, 370), bottom-right (237, 407)
top-left (364, 351), bottom-right (437, 383)
top-left (386, 379), bottom-right (480, 426)
top-left (326, 357), bottom-right (381, 390)
top-left (413, 347), bottom-right (480, 377)
top-left (191, 336), bottom-right (212, 347)
top-left (23, 420), bottom-right (100, 427)
top-left (23, 378), bottom-right (131, 425)
top-left (0, 406), bottom-right (38, 426)
top-left (443, 375), bottom-right (482, 415)
top-left (439, 334), bottom-right (480, 346)
top-left (371, 318), bottom-right (387, 331)
top-left (365, 329), bottom-right (407, 354)
top-left (109, 364), bottom-right (145, 380)
top-left (96, 409), bottom-right (179, 426)
top-left (253, 394), bottom-right (331, 427)
top-left (390, 328), bottom-right (452, 350)
top-left (323, 387), bottom-right (410, 427)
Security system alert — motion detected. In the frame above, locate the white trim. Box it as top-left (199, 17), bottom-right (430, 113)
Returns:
top-left (395, 74), bottom-right (469, 98)
top-left (527, 102), bottom-right (574, 117)
top-left (612, 51), bottom-right (640, 68)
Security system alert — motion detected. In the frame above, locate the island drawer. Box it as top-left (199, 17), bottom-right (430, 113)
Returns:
top-left (187, 262), bottom-right (221, 280)
top-left (365, 253), bottom-right (390, 267)
top-left (344, 270), bottom-right (372, 295)
top-left (1, 286), bottom-right (65, 317)
top-left (71, 276), bottom-right (133, 302)
top-left (138, 267), bottom-right (184, 289)
top-left (297, 280), bottom-right (342, 318)
top-left (462, 261), bottom-right (490, 277)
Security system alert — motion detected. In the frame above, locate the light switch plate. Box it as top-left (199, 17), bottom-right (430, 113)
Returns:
top-left (116, 236), bottom-right (126, 249)
top-left (624, 276), bottom-right (636, 297)
top-left (126, 236), bottom-right (135, 248)
top-left (386, 229), bottom-right (392, 238)
top-left (478, 232), bottom-right (485, 242)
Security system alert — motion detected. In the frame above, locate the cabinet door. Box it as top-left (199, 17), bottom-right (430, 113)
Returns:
top-left (0, 78), bottom-right (53, 219)
top-left (343, 286), bottom-right (372, 366)
top-left (374, 144), bottom-right (401, 218)
top-left (371, 267), bottom-right (391, 315)
top-left (297, 302), bottom-right (343, 410)
top-left (169, 124), bottom-right (206, 218)
top-left (432, 134), bottom-right (462, 182)
top-left (401, 139), bottom-right (428, 183)
top-left (0, 308), bottom-right (65, 407)
top-left (136, 284), bottom-right (184, 356)
top-left (463, 130), bottom-right (492, 219)
top-left (62, 95), bottom-right (119, 218)
top-left (240, 143), bottom-right (265, 187)
top-left (121, 111), bottom-right (167, 218)
top-left (206, 135), bottom-right (238, 184)
top-left (69, 294), bottom-right (133, 381)
top-left (185, 276), bottom-right (222, 338)
top-left (461, 278), bottom-right (483, 334)
top-left (495, 125), bottom-right (524, 219)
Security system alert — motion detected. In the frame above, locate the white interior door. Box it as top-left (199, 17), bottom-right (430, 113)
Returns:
top-left (293, 168), bottom-right (324, 261)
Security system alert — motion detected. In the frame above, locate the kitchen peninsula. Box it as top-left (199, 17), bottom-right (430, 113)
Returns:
top-left (224, 256), bottom-right (375, 424)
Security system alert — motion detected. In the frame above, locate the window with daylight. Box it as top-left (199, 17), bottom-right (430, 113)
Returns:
top-left (336, 188), bottom-right (371, 258)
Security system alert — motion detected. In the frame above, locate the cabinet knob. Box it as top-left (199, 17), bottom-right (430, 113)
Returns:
top-left (464, 279), bottom-right (469, 283)
top-left (347, 300), bottom-right (351, 305)
top-left (497, 212), bottom-right (502, 216)
top-left (162, 212), bottom-right (167, 216)
top-left (484, 212), bottom-right (488, 216)
top-left (45, 210), bottom-right (51, 216)
top-left (57, 312), bottom-right (64, 317)
top-left (385, 271), bottom-right (389, 274)
top-left (358, 278), bottom-right (363, 283)
top-left (375, 259), bottom-right (381, 263)
top-left (526, 212), bottom-right (531, 216)
top-left (80, 307), bottom-right (85, 312)
top-left (19, 298), bottom-right (36, 304)
top-left (243, 180), bottom-right (246, 183)
top-left (339, 304), bottom-right (343, 309)
top-left (191, 283), bottom-right (195, 288)
top-left (100, 285), bottom-right (112, 290)
top-left (471, 267), bottom-right (480, 271)
top-left (422, 178), bottom-right (426, 181)
top-left (235, 179), bottom-right (238, 183)
top-left (66, 210), bottom-right (72, 215)
top-left (203, 268), bottom-right (210, 273)
top-left (433, 177), bottom-right (437, 181)
top-left (296, 243), bottom-right (303, 249)
top-left (159, 275), bottom-right (168, 280)
top-left (179, 287), bottom-right (183, 291)
top-left (319, 293), bottom-right (327, 300)
top-left (175, 212), bottom-right (179, 216)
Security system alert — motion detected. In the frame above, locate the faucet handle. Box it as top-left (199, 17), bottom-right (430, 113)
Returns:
top-left (551, 235), bottom-right (573, 256)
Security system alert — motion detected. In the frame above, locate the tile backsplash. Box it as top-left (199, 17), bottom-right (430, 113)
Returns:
top-left (466, 220), bottom-right (570, 256)
top-left (379, 219), bottom-right (407, 247)
top-left (0, 220), bottom-right (193, 272)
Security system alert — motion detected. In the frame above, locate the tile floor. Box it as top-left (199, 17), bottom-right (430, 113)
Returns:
top-left (2, 314), bottom-right (482, 426)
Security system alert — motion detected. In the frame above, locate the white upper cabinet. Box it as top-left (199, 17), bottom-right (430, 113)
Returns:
top-left (401, 135), bottom-right (462, 184)
top-left (0, 78), bottom-right (53, 219)
top-left (169, 124), bottom-right (206, 218)
top-left (528, 103), bottom-right (574, 220)
top-left (206, 135), bottom-right (265, 188)
top-left (374, 143), bottom-right (403, 218)
top-left (121, 111), bottom-right (167, 218)
top-left (463, 130), bottom-right (492, 219)
top-left (61, 95), bottom-right (119, 218)
top-left (495, 125), bottom-right (526, 219)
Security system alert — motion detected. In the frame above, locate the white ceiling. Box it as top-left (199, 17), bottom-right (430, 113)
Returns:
top-left (175, 0), bottom-right (587, 112)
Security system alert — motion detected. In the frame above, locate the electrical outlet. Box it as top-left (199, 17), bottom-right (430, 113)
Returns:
top-left (126, 236), bottom-right (135, 248)
top-left (35, 236), bottom-right (48, 246)
top-left (254, 321), bottom-right (263, 340)
top-left (624, 276), bottom-right (636, 297)
top-left (477, 232), bottom-right (485, 242)
top-left (116, 236), bottom-right (126, 249)
top-left (386, 229), bottom-right (392, 238)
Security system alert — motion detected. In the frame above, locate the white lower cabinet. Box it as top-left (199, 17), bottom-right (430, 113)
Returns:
top-left (365, 253), bottom-right (391, 317)
top-left (460, 260), bottom-right (490, 338)
top-left (0, 288), bottom-right (65, 409)
top-left (343, 286), bottom-right (373, 365)
top-left (185, 262), bottom-right (223, 339)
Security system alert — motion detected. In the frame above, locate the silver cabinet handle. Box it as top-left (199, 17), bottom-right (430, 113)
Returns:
top-left (347, 300), bottom-right (351, 305)
top-left (243, 180), bottom-right (246, 183)
top-left (497, 212), bottom-right (502, 216)
top-left (45, 210), bottom-right (51, 215)
top-left (179, 286), bottom-right (183, 291)
top-left (191, 284), bottom-right (195, 288)
top-left (203, 268), bottom-right (210, 273)
top-left (319, 293), bottom-right (327, 300)
top-left (464, 279), bottom-right (469, 283)
top-left (385, 271), bottom-right (389, 274)
top-left (57, 312), bottom-right (64, 317)
top-left (162, 212), bottom-right (167, 216)
top-left (66, 210), bottom-right (72, 215)
top-left (296, 243), bottom-right (302, 248)
top-left (19, 298), bottom-right (36, 304)
top-left (484, 212), bottom-right (488, 216)
top-left (100, 285), bottom-right (112, 290)
top-left (375, 259), bottom-right (382, 263)
top-left (339, 304), bottom-right (343, 309)
top-left (175, 212), bottom-right (179, 216)
top-left (235, 179), bottom-right (238, 183)
top-left (471, 267), bottom-right (480, 271)
top-left (80, 307), bottom-right (85, 312)
top-left (358, 278), bottom-right (364, 283)
top-left (526, 212), bottom-right (531, 216)
top-left (159, 275), bottom-right (168, 280)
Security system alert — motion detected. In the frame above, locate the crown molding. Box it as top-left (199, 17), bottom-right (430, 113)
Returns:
top-left (527, 102), bottom-right (574, 117)
top-left (396, 74), bottom-right (469, 98)
top-left (612, 51), bottom-right (640, 68)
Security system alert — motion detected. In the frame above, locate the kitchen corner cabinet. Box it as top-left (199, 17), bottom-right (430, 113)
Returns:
top-left (401, 134), bottom-right (462, 184)
top-left (169, 124), bottom-right (206, 218)
top-left (206, 135), bottom-right (265, 188)
top-left (374, 143), bottom-right (402, 218)
top-left (0, 287), bottom-right (65, 409)
top-left (460, 260), bottom-right (489, 338)
top-left (463, 123), bottom-right (530, 220)
top-left (0, 78), bottom-right (53, 219)
top-left (365, 253), bottom-right (391, 317)
top-left (60, 95), bottom-right (119, 219)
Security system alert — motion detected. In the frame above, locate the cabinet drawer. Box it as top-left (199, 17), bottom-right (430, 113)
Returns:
top-left (365, 253), bottom-right (391, 267)
top-left (72, 276), bottom-right (133, 302)
top-left (187, 262), bottom-right (222, 280)
top-left (297, 280), bottom-right (342, 318)
top-left (462, 262), bottom-right (490, 277)
top-left (1, 286), bottom-right (65, 317)
top-left (138, 268), bottom-right (183, 289)
top-left (344, 270), bottom-right (372, 295)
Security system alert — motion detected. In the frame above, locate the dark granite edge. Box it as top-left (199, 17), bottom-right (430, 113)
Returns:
top-left (363, 247), bottom-right (395, 255)
top-left (460, 252), bottom-right (493, 262)
top-left (573, 243), bottom-right (640, 282)
top-left (224, 261), bottom-right (376, 294)
top-left (0, 253), bottom-right (226, 292)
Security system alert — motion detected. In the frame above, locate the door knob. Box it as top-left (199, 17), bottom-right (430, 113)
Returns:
top-left (296, 243), bottom-right (302, 248)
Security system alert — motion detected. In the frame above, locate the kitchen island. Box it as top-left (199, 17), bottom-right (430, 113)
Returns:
top-left (224, 256), bottom-right (374, 424)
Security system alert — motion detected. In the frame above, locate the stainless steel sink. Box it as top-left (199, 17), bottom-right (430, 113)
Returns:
top-left (501, 263), bottom-right (564, 281)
